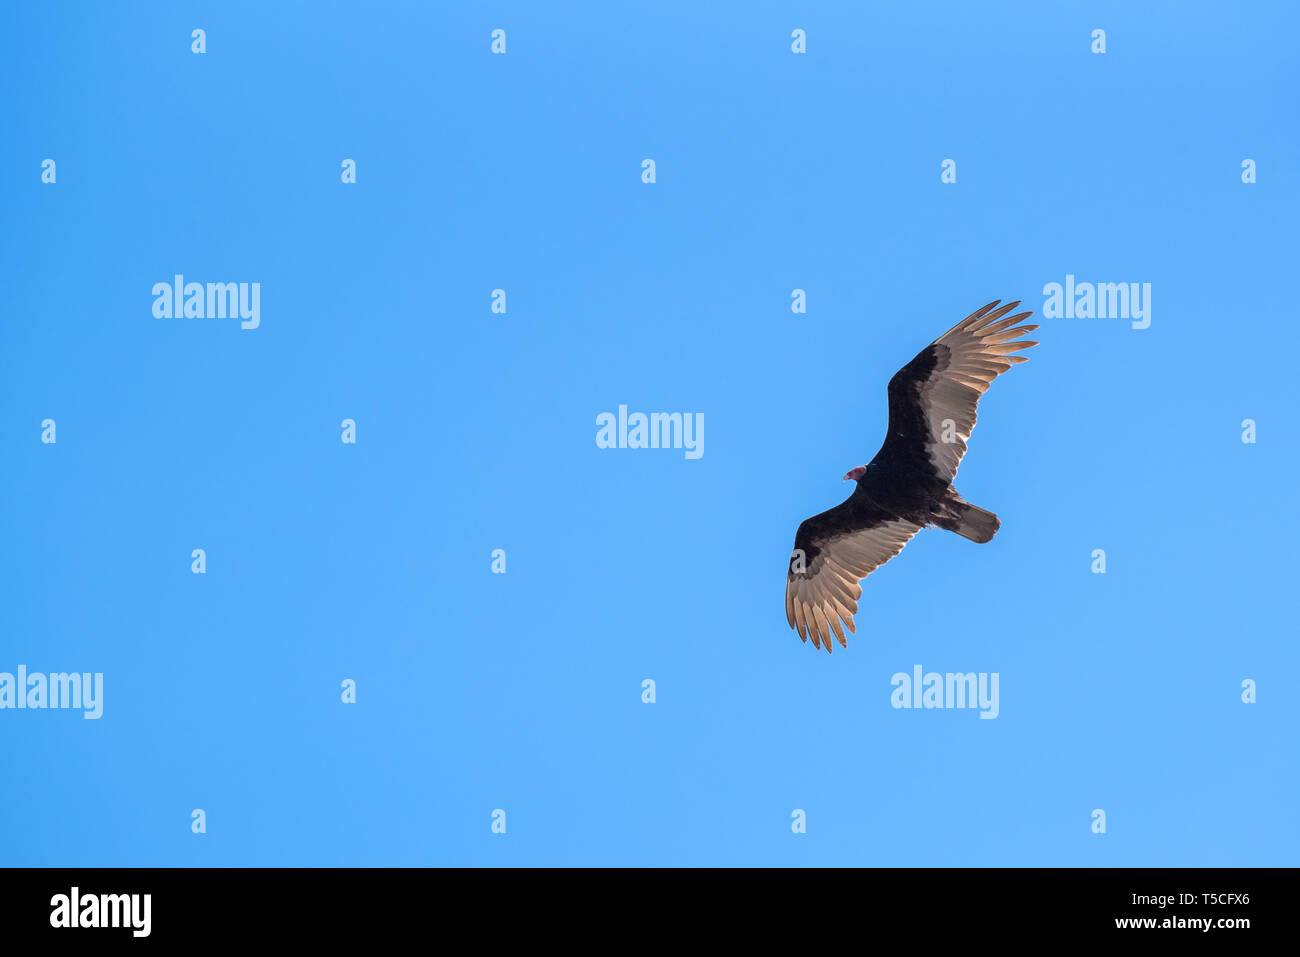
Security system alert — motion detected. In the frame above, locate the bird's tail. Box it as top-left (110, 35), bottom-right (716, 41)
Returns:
top-left (936, 494), bottom-right (1000, 544)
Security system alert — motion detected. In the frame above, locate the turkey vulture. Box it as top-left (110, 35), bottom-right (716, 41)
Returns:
top-left (785, 300), bottom-right (1039, 652)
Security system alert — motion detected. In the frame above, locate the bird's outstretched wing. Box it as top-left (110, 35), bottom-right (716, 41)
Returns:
top-left (785, 496), bottom-right (922, 652)
top-left (879, 300), bottom-right (1039, 483)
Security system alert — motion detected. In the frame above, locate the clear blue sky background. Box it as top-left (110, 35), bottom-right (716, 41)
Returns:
top-left (2, 2), bottom-right (1296, 866)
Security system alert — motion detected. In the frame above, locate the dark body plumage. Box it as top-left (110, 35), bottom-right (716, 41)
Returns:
top-left (785, 300), bottom-right (1039, 652)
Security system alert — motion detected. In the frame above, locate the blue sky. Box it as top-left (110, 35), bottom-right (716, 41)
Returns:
top-left (2, 1), bottom-right (1296, 866)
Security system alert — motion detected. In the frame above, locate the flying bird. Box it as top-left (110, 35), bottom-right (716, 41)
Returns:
top-left (785, 300), bottom-right (1039, 652)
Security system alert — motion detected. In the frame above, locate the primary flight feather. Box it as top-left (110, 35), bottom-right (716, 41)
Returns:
top-left (785, 299), bottom-right (1039, 653)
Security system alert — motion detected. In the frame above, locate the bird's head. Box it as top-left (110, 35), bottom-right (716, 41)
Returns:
top-left (843, 465), bottom-right (868, 482)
